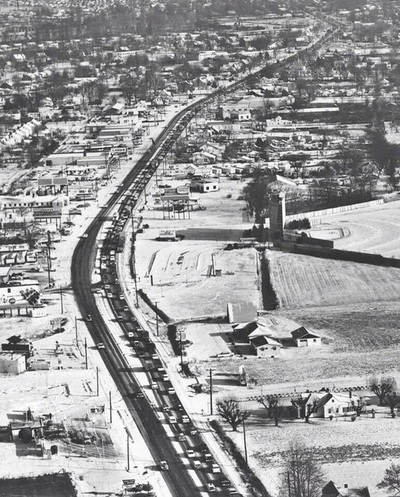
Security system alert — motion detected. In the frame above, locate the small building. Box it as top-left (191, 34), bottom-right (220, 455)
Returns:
top-left (291, 327), bottom-right (321, 347)
top-left (249, 335), bottom-right (282, 357)
top-left (190, 179), bottom-right (219, 193)
top-left (0, 352), bottom-right (26, 374)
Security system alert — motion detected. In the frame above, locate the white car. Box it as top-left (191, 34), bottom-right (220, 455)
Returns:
top-left (186, 449), bottom-right (195, 458)
top-left (206, 482), bottom-right (216, 492)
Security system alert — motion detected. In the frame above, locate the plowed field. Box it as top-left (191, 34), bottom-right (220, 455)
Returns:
top-left (267, 250), bottom-right (400, 309)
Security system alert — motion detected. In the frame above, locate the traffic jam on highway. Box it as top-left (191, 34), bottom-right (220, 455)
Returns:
top-left (93, 157), bottom-right (244, 496)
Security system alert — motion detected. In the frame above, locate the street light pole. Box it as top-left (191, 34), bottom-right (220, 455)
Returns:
top-left (155, 302), bottom-right (159, 337)
top-left (243, 418), bottom-right (248, 466)
top-left (209, 369), bottom-right (213, 415)
top-left (126, 431), bottom-right (130, 472)
top-left (179, 328), bottom-right (183, 367)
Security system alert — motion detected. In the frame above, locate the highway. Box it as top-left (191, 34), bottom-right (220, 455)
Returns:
top-left (70, 25), bottom-right (338, 496)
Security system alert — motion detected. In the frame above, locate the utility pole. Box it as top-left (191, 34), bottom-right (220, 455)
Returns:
top-left (209, 369), bottom-right (213, 415)
top-left (46, 230), bottom-right (52, 288)
top-left (155, 302), bottom-right (159, 337)
top-left (84, 338), bottom-right (88, 369)
top-left (109, 391), bottom-right (112, 424)
top-left (179, 328), bottom-right (183, 367)
top-left (75, 316), bottom-right (78, 345)
top-left (243, 418), bottom-right (248, 466)
top-left (96, 367), bottom-right (99, 396)
top-left (126, 431), bottom-right (130, 472)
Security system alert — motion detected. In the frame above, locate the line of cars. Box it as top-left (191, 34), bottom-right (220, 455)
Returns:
top-left (95, 129), bottom-right (243, 496)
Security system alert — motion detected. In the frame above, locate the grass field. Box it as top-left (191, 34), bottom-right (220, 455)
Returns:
top-left (267, 250), bottom-right (400, 309)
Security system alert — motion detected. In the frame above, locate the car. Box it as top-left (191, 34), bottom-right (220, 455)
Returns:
top-left (204, 453), bottom-right (213, 462)
top-left (181, 415), bottom-right (190, 423)
top-left (119, 293), bottom-right (124, 299)
top-left (220, 478), bottom-right (231, 487)
top-left (132, 390), bottom-right (144, 398)
top-left (159, 461), bottom-right (169, 471)
top-left (211, 463), bottom-right (220, 473)
top-left (81, 233), bottom-right (89, 238)
top-left (104, 284), bottom-right (111, 290)
top-left (177, 433), bottom-right (186, 442)
top-left (97, 343), bottom-right (105, 349)
top-left (198, 443), bottom-right (208, 453)
top-left (163, 406), bottom-right (171, 414)
top-left (206, 482), bottom-right (216, 492)
top-left (151, 382), bottom-right (159, 390)
top-left (186, 449), bottom-right (195, 458)
top-left (86, 314), bottom-right (92, 322)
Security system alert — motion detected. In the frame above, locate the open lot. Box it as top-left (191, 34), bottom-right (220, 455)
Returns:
top-left (318, 198), bottom-right (400, 257)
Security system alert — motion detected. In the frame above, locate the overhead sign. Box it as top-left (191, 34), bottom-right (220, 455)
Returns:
top-left (0, 243), bottom-right (29, 253)
top-left (176, 186), bottom-right (190, 195)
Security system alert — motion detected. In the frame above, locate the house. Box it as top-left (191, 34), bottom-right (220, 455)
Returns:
top-left (190, 179), bottom-right (219, 193)
top-left (0, 352), bottom-right (26, 374)
top-left (307, 391), bottom-right (360, 419)
top-left (192, 151), bottom-right (216, 165)
top-left (249, 335), bottom-right (282, 357)
top-left (322, 481), bottom-right (370, 497)
top-left (291, 326), bottom-right (321, 347)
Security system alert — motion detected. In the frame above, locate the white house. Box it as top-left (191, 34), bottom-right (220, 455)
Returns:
top-left (249, 335), bottom-right (282, 357)
top-left (291, 327), bottom-right (321, 347)
top-left (307, 391), bottom-right (360, 418)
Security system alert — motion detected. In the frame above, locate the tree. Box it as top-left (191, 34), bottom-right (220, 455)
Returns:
top-left (216, 398), bottom-right (249, 431)
top-left (385, 392), bottom-right (400, 418)
top-left (282, 441), bottom-right (324, 497)
top-left (370, 376), bottom-right (397, 406)
top-left (242, 177), bottom-right (270, 223)
top-left (258, 395), bottom-right (281, 426)
top-left (378, 463), bottom-right (400, 495)
top-left (292, 394), bottom-right (318, 423)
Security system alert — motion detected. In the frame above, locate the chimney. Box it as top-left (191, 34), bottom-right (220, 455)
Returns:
top-left (342, 484), bottom-right (349, 497)
top-left (349, 389), bottom-right (352, 399)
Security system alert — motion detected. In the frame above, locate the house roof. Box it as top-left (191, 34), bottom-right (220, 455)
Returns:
top-left (248, 323), bottom-right (276, 339)
top-left (308, 391), bottom-right (360, 409)
top-left (322, 481), bottom-right (370, 497)
top-left (250, 335), bottom-right (282, 348)
top-left (291, 326), bottom-right (320, 340)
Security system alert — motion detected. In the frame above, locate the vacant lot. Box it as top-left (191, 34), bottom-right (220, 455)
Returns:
top-left (322, 199), bottom-right (400, 257)
top-left (267, 250), bottom-right (400, 309)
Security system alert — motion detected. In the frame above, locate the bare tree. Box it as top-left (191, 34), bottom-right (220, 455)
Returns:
top-left (292, 394), bottom-right (319, 423)
top-left (282, 440), bottom-right (324, 497)
top-left (378, 463), bottom-right (400, 495)
top-left (385, 392), bottom-right (400, 418)
top-left (258, 395), bottom-right (281, 427)
top-left (216, 398), bottom-right (249, 431)
top-left (370, 376), bottom-right (397, 406)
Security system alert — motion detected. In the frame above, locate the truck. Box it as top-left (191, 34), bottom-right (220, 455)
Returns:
top-left (156, 230), bottom-right (180, 242)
